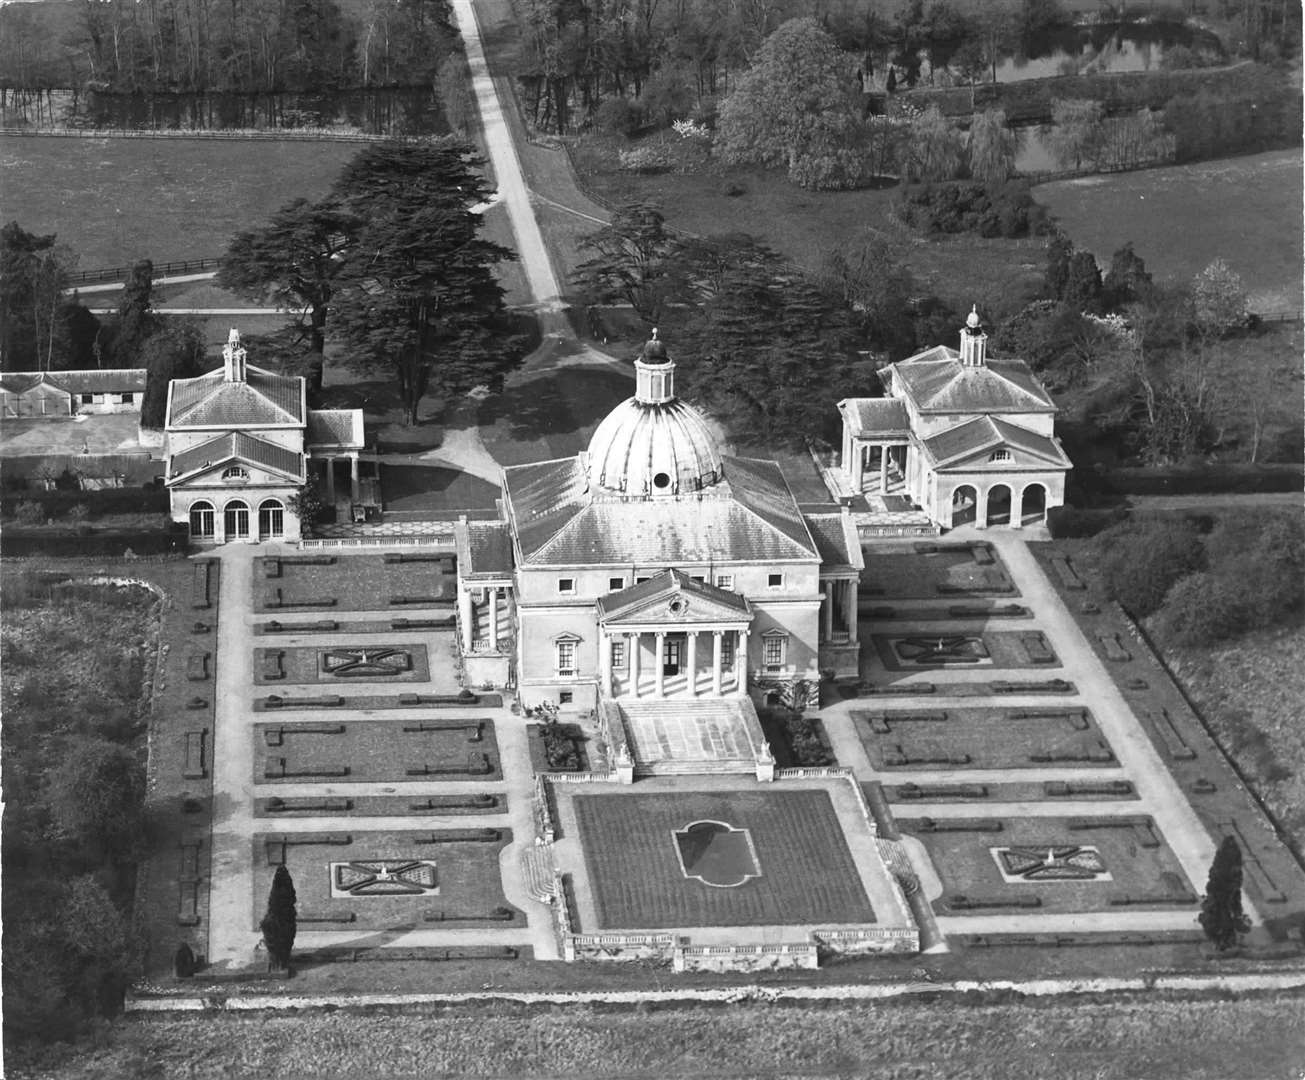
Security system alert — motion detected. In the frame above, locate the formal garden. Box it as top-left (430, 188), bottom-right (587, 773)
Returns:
top-left (861, 542), bottom-right (1020, 599)
top-left (252, 553), bottom-right (455, 614)
top-left (869, 630), bottom-right (1059, 671)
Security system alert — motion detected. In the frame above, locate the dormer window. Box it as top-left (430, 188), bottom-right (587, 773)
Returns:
top-left (988, 450), bottom-right (1011, 463)
top-left (222, 466), bottom-right (250, 481)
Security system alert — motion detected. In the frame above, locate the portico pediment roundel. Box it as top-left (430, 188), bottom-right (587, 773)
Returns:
top-left (667, 597), bottom-right (688, 616)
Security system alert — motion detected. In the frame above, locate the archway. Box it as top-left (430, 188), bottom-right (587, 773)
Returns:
top-left (1021, 483), bottom-right (1047, 525)
top-left (189, 500), bottom-right (215, 539)
top-left (258, 498), bottom-right (285, 539)
top-left (986, 484), bottom-right (1012, 526)
top-left (951, 485), bottom-right (977, 527)
top-left (223, 499), bottom-right (250, 540)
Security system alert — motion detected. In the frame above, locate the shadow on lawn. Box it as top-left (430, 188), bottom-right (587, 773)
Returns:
top-left (478, 368), bottom-right (631, 443)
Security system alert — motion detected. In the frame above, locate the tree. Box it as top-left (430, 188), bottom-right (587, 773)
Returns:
top-left (817, 231), bottom-right (919, 359)
top-left (1102, 242), bottom-right (1154, 312)
top-left (967, 109), bottom-right (1019, 186)
top-left (1199, 835), bottom-right (1251, 951)
top-left (218, 199), bottom-right (358, 394)
top-left (1190, 258), bottom-right (1249, 338)
top-left (1062, 251), bottom-right (1103, 314)
top-left (260, 865), bottom-right (298, 970)
top-left (106, 260), bottom-right (156, 368)
top-left (1044, 232), bottom-right (1073, 300)
top-left (1097, 518), bottom-right (1205, 618)
top-left (1049, 98), bottom-right (1104, 171)
top-left (43, 739), bottom-right (145, 861)
top-left (329, 141), bottom-right (519, 426)
top-left (716, 18), bottom-right (869, 190)
top-left (139, 321), bottom-right (205, 429)
top-left (572, 203), bottom-right (683, 324)
top-left (288, 471), bottom-right (328, 532)
top-left (1, 221), bottom-right (75, 371)
top-left (904, 106), bottom-right (964, 183)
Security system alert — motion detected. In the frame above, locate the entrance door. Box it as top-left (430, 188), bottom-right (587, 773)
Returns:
top-left (663, 636), bottom-right (682, 676)
top-left (224, 499), bottom-right (250, 541)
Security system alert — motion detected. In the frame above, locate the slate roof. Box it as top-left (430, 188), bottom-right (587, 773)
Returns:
top-left (306, 409), bottom-right (365, 448)
top-left (167, 366), bottom-right (304, 429)
top-left (502, 455), bottom-right (818, 567)
top-left (838, 397), bottom-right (911, 438)
top-left (595, 569), bottom-right (751, 621)
top-left (921, 416), bottom-right (1072, 470)
top-left (167, 431), bottom-right (304, 483)
top-left (802, 513), bottom-right (863, 571)
top-left (459, 521), bottom-right (514, 579)
top-left (0, 369), bottom-right (147, 395)
top-left (887, 347), bottom-right (1055, 414)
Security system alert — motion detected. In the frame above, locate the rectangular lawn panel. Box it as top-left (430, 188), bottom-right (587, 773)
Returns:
top-left (861, 544), bottom-right (1020, 600)
top-left (852, 706), bottom-right (1114, 771)
top-left (253, 554), bottom-right (455, 613)
top-left (870, 631), bottom-right (1059, 672)
top-left (256, 718), bottom-right (501, 782)
top-left (254, 644), bottom-right (431, 685)
top-left (897, 815), bottom-right (1194, 915)
top-left (252, 829), bottom-right (520, 931)
top-left (572, 790), bottom-right (875, 930)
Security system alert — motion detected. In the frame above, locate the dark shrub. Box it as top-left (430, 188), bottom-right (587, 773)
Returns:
top-left (1046, 505), bottom-right (1127, 539)
top-left (591, 96), bottom-right (642, 137)
top-left (1096, 519), bottom-right (1205, 618)
top-left (895, 180), bottom-right (1049, 238)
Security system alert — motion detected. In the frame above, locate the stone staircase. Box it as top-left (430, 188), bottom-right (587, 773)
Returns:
top-left (520, 842), bottom-right (559, 903)
top-left (616, 698), bottom-right (760, 777)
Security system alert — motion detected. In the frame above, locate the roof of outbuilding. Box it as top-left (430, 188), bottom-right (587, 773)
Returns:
top-left (167, 365), bottom-right (304, 429)
top-left (888, 347), bottom-right (1055, 414)
top-left (0, 369), bottom-right (148, 395)
top-left (838, 397), bottom-right (911, 438)
top-left (166, 431), bottom-right (304, 483)
top-left (920, 415), bottom-right (1072, 470)
top-left (802, 512), bottom-right (863, 570)
top-left (306, 409), bottom-right (365, 448)
top-left (458, 521), bottom-right (514, 579)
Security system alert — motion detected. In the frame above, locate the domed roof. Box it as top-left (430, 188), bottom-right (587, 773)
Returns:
top-left (586, 397), bottom-right (723, 496)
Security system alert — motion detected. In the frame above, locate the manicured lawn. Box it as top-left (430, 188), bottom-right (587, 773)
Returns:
top-left (380, 464), bottom-right (501, 511)
top-left (252, 829), bottom-right (519, 931)
top-left (571, 789), bottom-right (874, 929)
top-left (254, 644), bottom-right (432, 685)
top-left (897, 814), bottom-right (1195, 914)
top-left (852, 706), bottom-right (1113, 771)
top-left (861, 541), bottom-right (1020, 599)
top-left (1, 135), bottom-right (362, 268)
top-left (254, 717), bottom-right (499, 783)
top-left (882, 778), bottom-right (1139, 804)
top-left (1034, 149), bottom-right (1304, 312)
top-left (255, 792), bottom-right (505, 817)
top-left (252, 554), bottom-right (455, 613)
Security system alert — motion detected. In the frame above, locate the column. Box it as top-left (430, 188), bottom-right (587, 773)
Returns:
top-left (629, 632), bottom-right (640, 698)
top-left (880, 445), bottom-right (889, 493)
top-left (1011, 486), bottom-right (1024, 529)
top-left (852, 439), bottom-right (864, 490)
top-left (600, 629), bottom-right (612, 693)
top-left (458, 586), bottom-right (473, 651)
top-left (324, 458), bottom-right (336, 504)
top-left (654, 631), bottom-right (666, 698)
top-left (712, 631), bottom-right (723, 695)
top-left (847, 579), bottom-right (859, 642)
top-left (488, 587), bottom-right (499, 650)
top-left (737, 629), bottom-right (749, 692)
top-left (686, 631), bottom-right (698, 697)
top-left (350, 454), bottom-right (360, 501)
top-left (976, 487), bottom-right (988, 530)
top-left (822, 586), bottom-right (834, 642)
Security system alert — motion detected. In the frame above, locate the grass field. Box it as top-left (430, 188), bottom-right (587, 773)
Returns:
top-left (0, 135), bottom-right (362, 268)
top-left (1034, 149), bottom-right (1304, 312)
top-left (572, 789), bottom-right (874, 929)
top-left (13, 994), bottom-right (1305, 1079)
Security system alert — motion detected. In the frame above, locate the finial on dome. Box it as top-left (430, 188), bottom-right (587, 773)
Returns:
top-left (966, 305), bottom-right (981, 330)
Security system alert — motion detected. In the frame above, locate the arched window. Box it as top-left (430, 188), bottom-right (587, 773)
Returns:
top-left (223, 499), bottom-right (250, 540)
top-left (258, 498), bottom-right (284, 539)
top-left (222, 465), bottom-right (250, 481)
top-left (189, 500), bottom-right (215, 538)
top-left (988, 450), bottom-right (1012, 463)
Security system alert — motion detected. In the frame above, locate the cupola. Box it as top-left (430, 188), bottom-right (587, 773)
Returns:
top-left (223, 327), bottom-right (248, 382)
top-left (959, 306), bottom-right (987, 367)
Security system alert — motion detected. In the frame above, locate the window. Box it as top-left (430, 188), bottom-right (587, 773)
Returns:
top-left (763, 633), bottom-right (787, 670)
top-left (691, 575), bottom-right (705, 584)
top-left (556, 640), bottom-right (577, 676)
top-left (608, 576), bottom-right (624, 591)
top-left (767, 573), bottom-right (784, 589)
top-left (81, 393), bottom-right (94, 405)
top-left (223, 499), bottom-right (250, 539)
top-left (610, 639), bottom-right (626, 669)
top-left (189, 500), bottom-right (215, 539)
top-left (258, 498), bottom-right (284, 540)
top-left (988, 449), bottom-right (1012, 462)
top-left (559, 691), bottom-right (573, 705)
top-left (635, 576), bottom-right (650, 585)
top-left (119, 393), bottom-right (134, 404)
top-left (222, 466), bottom-right (249, 481)
top-left (715, 573), bottom-right (734, 591)
top-left (557, 578), bottom-right (575, 595)
top-left (721, 635), bottom-right (735, 668)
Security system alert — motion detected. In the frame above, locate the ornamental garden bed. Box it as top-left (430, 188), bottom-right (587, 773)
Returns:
top-left (254, 688), bottom-right (502, 711)
top-left (758, 708), bottom-right (837, 767)
top-left (896, 814), bottom-right (1195, 916)
top-left (251, 554), bottom-right (456, 613)
top-left (884, 779), bottom-right (1138, 804)
top-left (251, 829), bottom-right (521, 931)
top-left (860, 543), bottom-right (1020, 601)
top-left (868, 631), bottom-right (1059, 672)
top-left (851, 706), bottom-right (1115, 771)
top-left (254, 718), bottom-right (502, 783)
top-left (255, 793), bottom-right (504, 817)
top-left (526, 721), bottom-right (590, 773)
top-left (253, 644), bottom-right (431, 685)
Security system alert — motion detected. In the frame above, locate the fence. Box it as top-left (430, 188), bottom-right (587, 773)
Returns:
top-left (67, 257), bottom-right (222, 287)
top-left (298, 535), bottom-right (456, 550)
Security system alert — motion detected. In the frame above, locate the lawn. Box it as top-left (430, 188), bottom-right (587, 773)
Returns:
top-left (380, 464), bottom-right (501, 512)
top-left (252, 554), bottom-right (455, 613)
top-left (882, 778), bottom-right (1139, 804)
top-left (253, 644), bottom-right (432, 685)
top-left (255, 792), bottom-right (505, 818)
top-left (1, 134), bottom-right (362, 269)
top-left (571, 789), bottom-right (874, 929)
top-left (1034, 149), bottom-right (1304, 312)
top-left (898, 814), bottom-right (1195, 914)
top-left (861, 541), bottom-right (1020, 599)
top-left (16, 996), bottom-right (1305, 1079)
top-left (252, 829), bottom-right (519, 931)
top-left (869, 630), bottom-right (1060, 671)
top-left (254, 717), bottom-right (500, 782)
top-left (852, 706), bottom-right (1114, 771)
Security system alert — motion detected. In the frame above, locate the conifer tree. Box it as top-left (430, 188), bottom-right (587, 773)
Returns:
top-left (260, 865), bottom-right (298, 970)
top-left (1199, 835), bottom-right (1251, 951)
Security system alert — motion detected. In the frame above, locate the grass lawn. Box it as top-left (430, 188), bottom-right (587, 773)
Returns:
top-left (19, 995), bottom-right (1305, 1079)
top-left (571, 789), bottom-right (874, 930)
top-left (380, 463), bottom-right (501, 511)
top-left (870, 630), bottom-right (1060, 671)
top-left (254, 644), bottom-right (432, 685)
top-left (255, 792), bottom-right (504, 817)
top-left (861, 542), bottom-right (1019, 599)
top-left (254, 718), bottom-right (499, 783)
top-left (252, 829), bottom-right (519, 930)
top-left (252, 554), bottom-right (455, 613)
top-left (898, 814), bottom-right (1195, 914)
top-left (882, 778), bottom-right (1139, 804)
top-left (1, 135), bottom-right (362, 268)
top-left (477, 365), bottom-right (633, 465)
top-left (852, 706), bottom-right (1113, 771)
top-left (1034, 149), bottom-right (1305, 312)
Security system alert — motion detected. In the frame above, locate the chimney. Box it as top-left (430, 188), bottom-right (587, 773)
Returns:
top-left (223, 328), bottom-right (247, 382)
top-left (960, 306), bottom-right (987, 367)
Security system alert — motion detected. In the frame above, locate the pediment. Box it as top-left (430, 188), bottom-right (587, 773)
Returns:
top-left (937, 442), bottom-right (1068, 472)
top-left (600, 590), bottom-right (752, 628)
top-left (169, 457), bottom-right (300, 488)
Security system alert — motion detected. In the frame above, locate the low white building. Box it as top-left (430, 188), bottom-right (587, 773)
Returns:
top-left (0, 369), bottom-right (147, 418)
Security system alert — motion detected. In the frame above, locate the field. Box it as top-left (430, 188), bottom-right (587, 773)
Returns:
top-left (0, 135), bottom-right (361, 268)
top-left (1034, 149), bottom-right (1304, 312)
top-left (12, 995), bottom-right (1305, 1080)
top-left (571, 790), bottom-right (874, 929)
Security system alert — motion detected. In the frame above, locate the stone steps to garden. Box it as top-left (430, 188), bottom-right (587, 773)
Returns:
top-left (520, 843), bottom-right (559, 903)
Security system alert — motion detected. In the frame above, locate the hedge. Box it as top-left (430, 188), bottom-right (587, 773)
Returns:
top-left (1, 487), bottom-right (170, 520)
top-left (1085, 464), bottom-right (1303, 497)
top-left (0, 525), bottom-right (188, 557)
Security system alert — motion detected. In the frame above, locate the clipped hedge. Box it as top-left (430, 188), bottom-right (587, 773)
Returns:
top-left (1083, 464), bottom-right (1303, 497)
top-left (0, 524), bottom-right (188, 557)
top-left (0, 486), bottom-right (170, 520)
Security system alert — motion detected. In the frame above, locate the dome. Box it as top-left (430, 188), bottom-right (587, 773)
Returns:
top-left (586, 397), bottom-right (723, 496)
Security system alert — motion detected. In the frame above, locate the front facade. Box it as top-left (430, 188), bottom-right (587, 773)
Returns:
top-left (0, 369), bottom-right (147, 418)
top-left (163, 330), bottom-right (363, 544)
top-left (838, 310), bottom-right (1071, 530)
